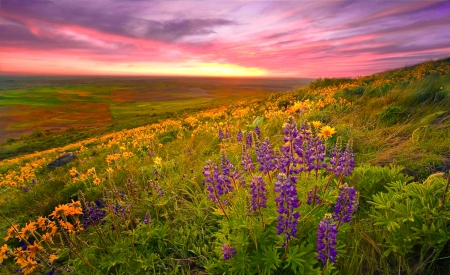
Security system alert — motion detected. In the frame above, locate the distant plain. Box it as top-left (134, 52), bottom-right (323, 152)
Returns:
top-left (0, 75), bottom-right (312, 159)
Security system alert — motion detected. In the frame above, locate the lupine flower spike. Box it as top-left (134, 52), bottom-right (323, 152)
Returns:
top-left (333, 183), bottom-right (357, 228)
top-left (222, 243), bottom-right (237, 260)
top-left (274, 173), bottom-right (300, 248)
top-left (246, 133), bottom-right (253, 149)
top-left (254, 126), bottom-right (261, 140)
top-left (316, 213), bottom-right (338, 266)
top-left (250, 176), bottom-right (267, 227)
top-left (236, 130), bottom-right (243, 143)
top-left (203, 160), bottom-right (230, 219)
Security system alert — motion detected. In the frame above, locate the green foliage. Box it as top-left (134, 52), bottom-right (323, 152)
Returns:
top-left (157, 129), bottom-right (179, 144)
top-left (368, 174), bottom-right (450, 273)
top-left (378, 105), bottom-right (409, 125)
top-left (283, 242), bottom-right (319, 274)
top-left (347, 164), bottom-right (413, 210)
top-left (343, 86), bottom-right (364, 96)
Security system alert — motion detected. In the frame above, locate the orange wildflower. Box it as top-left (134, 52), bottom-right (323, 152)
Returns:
top-left (50, 204), bottom-right (70, 218)
top-left (17, 256), bottom-right (37, 275)
top-left (0, 244), bottom-right (8, 264)
top-left (48, 254), bottom-right (58, 263)
top-left (4, 224), bottom-right (19, 241)
top-left (20, 222), bottom-right (37, 240)
top-left (37, 216), bottom-right (47, 230)
top-left (27, 241), bottom-right (42, 258)
top-left (60, 221), bottom-right (75, 233)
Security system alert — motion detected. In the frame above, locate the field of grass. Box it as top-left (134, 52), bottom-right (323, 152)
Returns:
top-left (0, 59), bottom-right (450, 275)
top-left (0, 76), bottom-right (310, 160)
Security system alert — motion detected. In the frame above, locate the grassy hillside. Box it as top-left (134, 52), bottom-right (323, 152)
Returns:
top-left (0, 58), bottom-right (449, 275)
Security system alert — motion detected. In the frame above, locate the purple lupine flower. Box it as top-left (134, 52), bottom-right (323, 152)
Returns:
top-left (221, 154), bottom-right (233, 177)
top-left (283, 117), bottom-right (299, 143)
top-left (308, 136), bottom-right (327, 172)
top-left (255, 138), bottom-right (276, 173)
top-left (333, 183), bottom-right (357, 224)
top-left (143, 211), bottom-right (151, 225)
top-left (19, 240), bottom-right (27, 250)
top-left (274, 173), bottom-right (300, 246)
top-left (203, 161), bottom-right (221, 202)
top-left (254, 126), bottom-right (261, 140)
top-left (82, 200), bottom-right (107, 228)
top-left (307, 186), bottom-right (321, 205)
top-left (327, 145), bottom-right (343, 176)
top-left (218, 129), bottom-right (225, 140)
top-left (225, 129), bottom-right (231, 139)
top-left (152, 184), bottom-right (164, 197)
top-left (316, 213), bottom-right (338, 266)
top-left (222, 244), bottom-right (237, 260)
top-left (236, 130), bottom-right (243, 142)
top-left (221, 155), bottom-right (245, 190)
top-left (246, 133), bottom-right (253, 149)
top-left (277, 118), bottom-right (302, 176)
top-left (340, 143), bottom-right (355, 176)
top-left (293, 123), bottom-right (313, 172)
top-left (203, 160), bottom-right (233, 203)
top-left (241, 151), bottom-right (255, 173)
top-left (250, 176), bottom-right (267, 211)
top-left (112, 203), bottom-right (131, 218)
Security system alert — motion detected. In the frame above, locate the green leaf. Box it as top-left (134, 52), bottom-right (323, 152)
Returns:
top-left (284, 242), bottom-right (318, 274)
top-left (251, 245), bottom-right (281, 275)
top-left (284, 245), bottom-right (306, 273)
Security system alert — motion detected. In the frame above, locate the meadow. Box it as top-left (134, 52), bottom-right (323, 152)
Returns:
top-left (0, 58), bottom-right (450, 275)
top-left (0, 76), bottom-right (310, 160)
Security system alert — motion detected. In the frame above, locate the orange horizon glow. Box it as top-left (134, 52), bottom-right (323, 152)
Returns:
top-left (1, 47), bottom-right (271, 78)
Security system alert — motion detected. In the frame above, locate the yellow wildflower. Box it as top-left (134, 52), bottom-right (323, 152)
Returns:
top-left (311, 121), bottom-right (322, 129)
top-left (318, 125), bottom-right (336, 139)
top-left (93, 177), bottom-right (101, 185)
top-left (154, 157), bottom-right (162, 166)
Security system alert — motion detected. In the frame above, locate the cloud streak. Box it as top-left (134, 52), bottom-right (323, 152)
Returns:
top-left (1, 0), bottom-right (449, 77)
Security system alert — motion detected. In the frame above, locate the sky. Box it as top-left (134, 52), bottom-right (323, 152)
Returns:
top-left (1, 0), bottom-right (450, 78)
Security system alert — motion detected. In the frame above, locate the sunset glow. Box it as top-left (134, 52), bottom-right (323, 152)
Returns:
top-left (1, 0), bottom-right (449, 77)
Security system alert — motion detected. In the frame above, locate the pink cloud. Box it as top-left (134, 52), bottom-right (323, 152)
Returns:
top-left (1, 1), bottom-right (449, 77)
